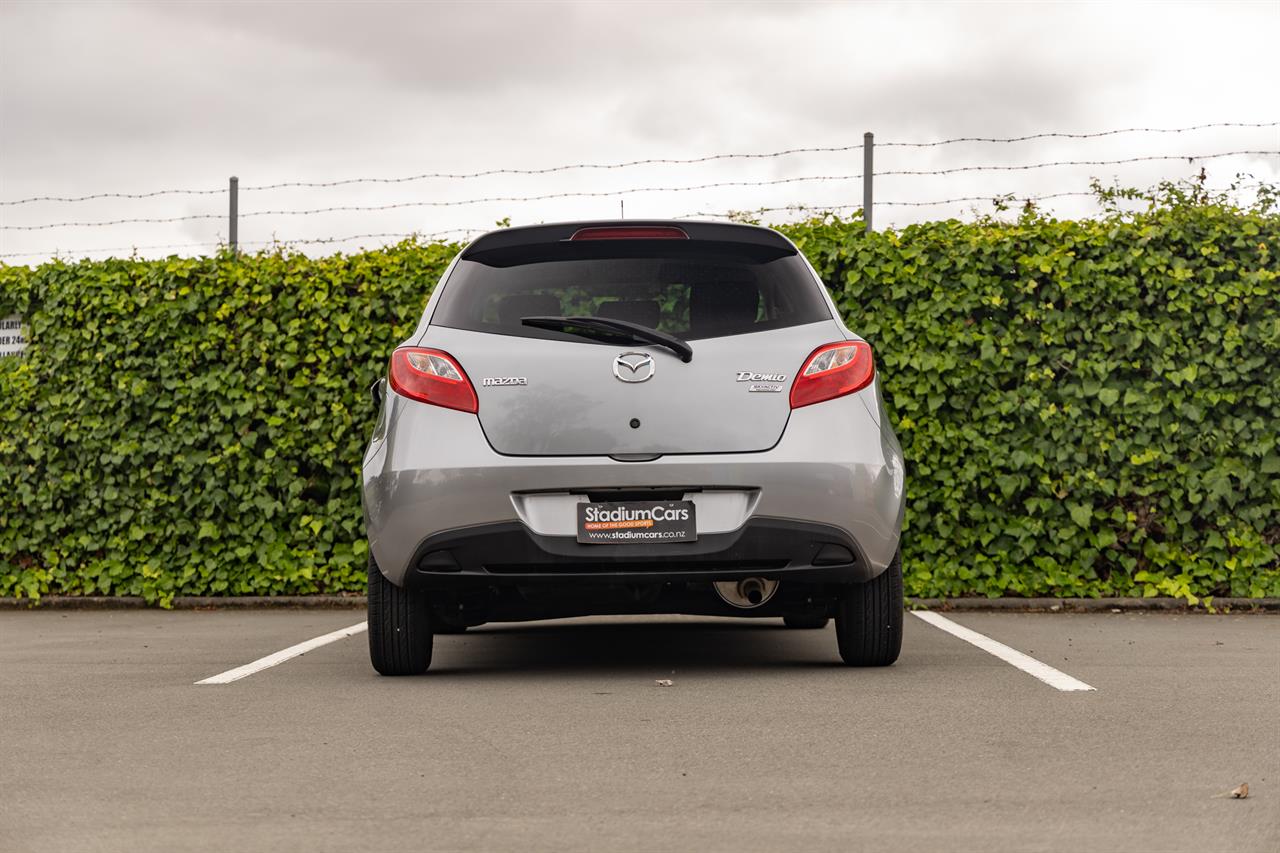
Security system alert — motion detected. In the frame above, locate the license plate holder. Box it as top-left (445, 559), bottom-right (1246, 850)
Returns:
top-left (576, 500), bottom-right (697, 544)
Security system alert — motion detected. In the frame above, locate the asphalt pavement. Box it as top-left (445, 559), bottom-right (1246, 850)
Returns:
top-left (1, 609), bottom-right (1276, 852)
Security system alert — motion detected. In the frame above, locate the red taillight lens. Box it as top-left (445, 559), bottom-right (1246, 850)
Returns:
top-left (570, 226), bottom-right (689, 241)
top-left (790, 341), bottom-right (875, 409)
top-left (388, 347), bottom-right (478, 414)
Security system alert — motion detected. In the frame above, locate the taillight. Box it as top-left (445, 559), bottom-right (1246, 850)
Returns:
top-left (790, 341), bottom-right (875, 409)
top-left (388, 348), bottom-right (478, 414)
top-left (570, 226), bottom-right (688, 241)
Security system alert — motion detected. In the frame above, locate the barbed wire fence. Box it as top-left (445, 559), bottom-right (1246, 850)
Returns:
top-left (0, 121), bottom-right (1276, 261)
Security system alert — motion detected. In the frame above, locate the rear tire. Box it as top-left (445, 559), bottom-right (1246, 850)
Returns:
top-left (783, 614), bottom-right (830, 630)
top-left (834, 549), bottom-right (903, 666)
top-left (367, 554), bottom-right (433, 676)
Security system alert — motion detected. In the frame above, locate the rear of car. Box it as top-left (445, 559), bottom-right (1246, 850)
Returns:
top-left (362, 221), bottom-right (905, 675)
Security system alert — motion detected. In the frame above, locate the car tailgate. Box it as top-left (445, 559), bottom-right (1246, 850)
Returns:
top-left (420, 322), bottom-right (839, 456)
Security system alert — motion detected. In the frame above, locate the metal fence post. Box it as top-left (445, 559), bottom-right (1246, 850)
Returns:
top-left (863, 132), bottom-right (873, 233)
top-left (229, 176), bottom-right (239, 252)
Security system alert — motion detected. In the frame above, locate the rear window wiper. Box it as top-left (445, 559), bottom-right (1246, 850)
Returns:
top-left (521, 316), bottom-right (694, 363)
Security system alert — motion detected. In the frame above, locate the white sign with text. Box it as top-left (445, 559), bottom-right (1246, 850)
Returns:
top-left (0, 315), bottom-right (27, 358)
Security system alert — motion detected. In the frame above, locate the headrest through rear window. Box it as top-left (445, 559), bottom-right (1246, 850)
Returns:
top-left (497, 293), bottom-right (561, 325)
top-left (595, 299), bottom-right (660, 328)
top-left (690, 281), bottom-right (760, 336)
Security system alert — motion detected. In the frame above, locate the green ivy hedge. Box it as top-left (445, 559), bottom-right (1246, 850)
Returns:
top-left (0, 245), bottom-right (455, 602)
top-left (2, 195), bottom-right (1277, 604)
top-left (784, 197), bottom-right (1279, 602)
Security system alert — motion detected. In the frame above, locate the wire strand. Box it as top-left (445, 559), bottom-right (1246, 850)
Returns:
top-left (879, 121), bottom-right (1280, 148)
top-left (243, 228), bottom-right (484, 246)
top-left (0, 230), bottom-right (485, 260)
top-left (0, 188), bottom-right (228, 206)
top-left (874, 150), bottom-right (1277, 177)
top-left (239, 146), bottom-right (870, 190)
top-left (0, 175), bottom-right (868, 230)
top-left (5, 181), bottom-right (1267, 259)
top-left (0, 240), bottom-right (222, 259)
top-left (678, 183), bottom-right (1266, 218)
top-left (6, 150), bottom-right (1274, 232)
top-left (0, 151), bottom-right (870, 205)
top-left (3, 121), bottom-right (1274, 205)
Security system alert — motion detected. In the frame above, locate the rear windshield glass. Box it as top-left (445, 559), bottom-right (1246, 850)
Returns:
top-left (429, 240), bottom-right (832, 342)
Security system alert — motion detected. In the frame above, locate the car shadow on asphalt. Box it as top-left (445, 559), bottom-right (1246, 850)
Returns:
top-left (424, 621), bottom-right (852, 675)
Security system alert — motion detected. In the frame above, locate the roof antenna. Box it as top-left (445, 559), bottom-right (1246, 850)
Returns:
top-left (620, 200), bottom-right (625, 219)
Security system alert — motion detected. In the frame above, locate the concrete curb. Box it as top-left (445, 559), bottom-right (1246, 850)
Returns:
top-left (2, 595), bottom-right (1277, 612)
top-left (0, 595), bottom-right (367, 610)
top-left (907, 596), bottom-right (1280, 613)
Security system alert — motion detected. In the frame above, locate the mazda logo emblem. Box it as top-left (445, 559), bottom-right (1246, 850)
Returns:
top-left (613, 352), bottom-right (655, 383)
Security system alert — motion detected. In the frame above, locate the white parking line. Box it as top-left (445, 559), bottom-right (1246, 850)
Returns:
top-left (911, 611), bottom-right (1096, 692)
top-left (194, 621), bottom-right (368, 685)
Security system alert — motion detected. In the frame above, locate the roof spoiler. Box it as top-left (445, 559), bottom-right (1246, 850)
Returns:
top-left (459, 220), bottom-right (797, 261)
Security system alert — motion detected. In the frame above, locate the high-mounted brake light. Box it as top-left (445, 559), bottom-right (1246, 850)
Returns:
top-left (790, 341), bottom-right (875, 409)
top-left (570, 226), bottom-right (689, 241)
top-left (388, 347), bottom-right (478, 414)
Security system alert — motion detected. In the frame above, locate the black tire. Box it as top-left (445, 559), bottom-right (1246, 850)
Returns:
top-left (783, 614), bottom-right (830, 630)
top-left (834, 549), bottom-right (904, 666)
top-left (367, 554), bottom-right (433, 676)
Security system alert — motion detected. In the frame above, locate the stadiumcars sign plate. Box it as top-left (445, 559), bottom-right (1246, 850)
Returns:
top-left (576, 500), bottom-right (697, 544)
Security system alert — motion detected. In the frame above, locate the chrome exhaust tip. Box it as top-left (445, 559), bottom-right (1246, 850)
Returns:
top-left (713, 577), bottom-right (778, 609)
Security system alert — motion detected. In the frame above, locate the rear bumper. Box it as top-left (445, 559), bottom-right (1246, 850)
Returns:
top-left (362, 385), bottom-right (904, 587)
top-left (401, 517), bottom-right (874, 589)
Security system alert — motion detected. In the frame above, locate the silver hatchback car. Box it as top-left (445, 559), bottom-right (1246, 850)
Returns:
top-left (362, 221), bottom-right (905, 674)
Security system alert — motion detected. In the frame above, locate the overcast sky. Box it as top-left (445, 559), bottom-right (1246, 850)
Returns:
top-left (1, 0), bottom-right (1277, 263)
